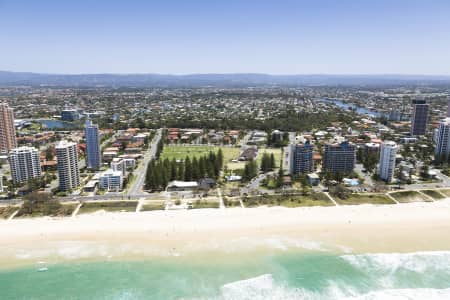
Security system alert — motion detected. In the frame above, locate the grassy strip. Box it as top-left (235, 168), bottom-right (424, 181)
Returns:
top-left (79, 201), bottom-right (138, 214)
top-left (0, 206), bottom-right (18, 219)
top-left (190, 199), bottom-right (220, 209)
top-left (242, 193), bottom-right (334, 208)
top-left (141, 201), bottom-right (166, 211)
top-left (420, 190), bottom-right (446, 200)
top-left (223, 197), bottom-right (242, 208)
top-left (389, 191), bottom-right (431, 203)
top-left (335, 193), bottom-right (395, 205)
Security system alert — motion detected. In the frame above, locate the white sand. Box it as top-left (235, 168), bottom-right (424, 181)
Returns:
top-left (2, 200), bottom-right (450, 268)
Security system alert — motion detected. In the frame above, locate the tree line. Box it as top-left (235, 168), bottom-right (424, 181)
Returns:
top-left (145, 149), bottom-right (224, 191)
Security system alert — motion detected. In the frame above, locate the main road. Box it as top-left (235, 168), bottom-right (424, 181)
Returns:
top-left (127, 128), bottom-right (163, 196)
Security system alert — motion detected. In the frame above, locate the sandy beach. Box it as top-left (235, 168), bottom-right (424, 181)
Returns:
top-left (2, 200), bottom-right (450, 268)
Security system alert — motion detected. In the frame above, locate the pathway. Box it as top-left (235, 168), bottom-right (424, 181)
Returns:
top-left (217, 188), bottom-right (225, 209)
top-left (417, 191), bottom-right (435, 202)
top-left (136, 198), bottom-right (145, 212)
top-left (8, 209), bottom-right (19, 221)
top-left (324, 192), bottom-right (339, 206)
top-left (385, 193), bottom-right (400, 204)
top-left (71, 202), bottom-right (83, 218)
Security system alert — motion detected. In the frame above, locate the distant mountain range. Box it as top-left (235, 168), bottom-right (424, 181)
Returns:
top-left (1, 71), bottom-right (450, 87)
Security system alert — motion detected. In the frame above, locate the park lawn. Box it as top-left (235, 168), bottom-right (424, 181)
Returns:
top-left (161, 145), bottom-right (239, 161)
top-left (334, 193), bottom-right (395, 205)
top-left (437, 189), bottom-right (450, 198)
top-left (78, 201), bottom-right (138, 214)
top-left (420, 189), bottom-right (446, 200)
top-left (242, 193), bottom-right (334, 208)
top-left (141, 201), bottom-right (166, 211)
top-left (389, 191), bottom-right (431, 203)
top-left (190, 199), bottom-right (220, 209)
top-left (223, 197), bottom-right (242, 208)
top-left (0, 206), bottom-right (19, 219)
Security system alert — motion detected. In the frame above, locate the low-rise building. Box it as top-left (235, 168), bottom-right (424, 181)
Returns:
top-left (99, 169), bottom-right (123, 191)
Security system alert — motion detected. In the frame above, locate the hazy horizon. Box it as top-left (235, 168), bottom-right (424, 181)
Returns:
top-left (1, 0), bottom-right (450, 75)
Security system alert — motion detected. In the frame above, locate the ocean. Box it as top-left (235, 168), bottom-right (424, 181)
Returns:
top-left (1, 250), bottom-right (450, 300)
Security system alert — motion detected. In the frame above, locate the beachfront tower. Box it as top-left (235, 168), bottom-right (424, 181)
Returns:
top-left (85, 119), bottom-right (102, 170)
top-left (323, 141), bottom-right (356, 174)
top-left (435, 118), bottom-right (450, 163)
top-left (378, 141), bottom-right (398, 183)
top-left (288, 141), bottom-right (314, 174)
top-left (56, 140), bottom-right (80, 192)
top-left (410, 97), bottom-right (429, 136)
top-left (8, 146), bottom-right (42, 184)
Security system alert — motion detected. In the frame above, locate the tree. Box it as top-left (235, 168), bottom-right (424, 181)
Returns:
top-left (270, 153), bottom-right (276, 170)
top-left (243, 160), bottom-right (258, 182)
top-left (363, 152), bottom-right (379, 173)
top-left (184, 156), bottom-right (192, 181)
top-left (170, 158), bottom-right (177, 180)
top-left (45, 147), bottom-right (54, 161)
top-left (192, 157), bottom-right (200, 180)
top-left (217, 148), bottom-right (224, 169)
top-left (276, 165), bottom-right (284, 188)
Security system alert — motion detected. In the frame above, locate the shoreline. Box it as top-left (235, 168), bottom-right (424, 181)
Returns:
top-left (2, 200), bottom-right (450, 269)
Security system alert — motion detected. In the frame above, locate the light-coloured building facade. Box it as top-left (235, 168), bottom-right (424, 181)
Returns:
top-left (99, 169), bottom-right (123, 191)
top-left (9, 146), bottom-right (42, 184)
top-left (56, 140), bottom-right (80, 192)
top-left (378, 141), bottom-right (398, 183)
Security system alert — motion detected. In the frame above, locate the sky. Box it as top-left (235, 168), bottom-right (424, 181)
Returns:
top-left (0, 0), bottom-right (450, 75)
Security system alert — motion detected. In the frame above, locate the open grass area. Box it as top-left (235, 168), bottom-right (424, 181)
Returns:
top-left (420, 189), bottom-right (446, 200)
top-left (161, 145), bottom-right (239, 161)
top-left (190, 199), bottom-right (220, 209)
top-left (242, 193), bottom-right (334, 208)
top-left (0, 206), bottom-right (18, 219)
top-left (334, 193), bottom-right (395, 205)
top-left (78, 201), bottom-right (138, 214)
top-left (223, 197), bottom-right (242, 208)
top-left (389, 191), bottom-right (431, 203)
top-left (141, 201), bottom-right (166, 211)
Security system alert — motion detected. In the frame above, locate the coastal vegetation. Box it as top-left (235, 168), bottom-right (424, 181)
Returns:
top-left (242, 193), bottom-right (333, 208)
top-left (0, 206), bottom-right (18, 219)
top-left (16, 192), bottom-right (76, 217)
top-left (334, 193), bottom-right (395, 205)
top-left (78, 201), bottom-right (138, 214)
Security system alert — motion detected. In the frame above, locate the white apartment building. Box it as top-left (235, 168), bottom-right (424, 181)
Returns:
top-left (9, 146), bottom-right (42, 184)
top-left (99, 169), bottom-right (123, 191)
top-left (56, 140), bottom-right (80, 192)
top-left (378, 141), bottom-right (398, 183)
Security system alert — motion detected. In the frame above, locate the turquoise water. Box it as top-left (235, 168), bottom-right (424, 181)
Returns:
top-left (1, 251), bottom-right (450, 299)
